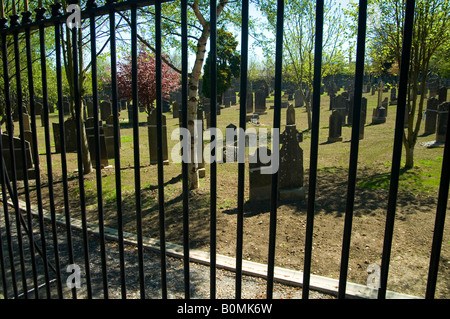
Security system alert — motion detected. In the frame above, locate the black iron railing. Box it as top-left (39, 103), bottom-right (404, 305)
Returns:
top-left (0, 0), bottom-right (448, 301)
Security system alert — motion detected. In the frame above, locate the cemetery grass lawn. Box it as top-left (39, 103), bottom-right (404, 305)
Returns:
top-left (18, 91), bottom-right (450, 299)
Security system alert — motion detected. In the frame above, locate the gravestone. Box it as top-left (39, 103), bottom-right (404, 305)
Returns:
top-left (286, 104), bottom-right (295, 125)
top-left (1, 134), bottom-right (35, 180)
top-left (103, 115), bottom-right (118, 159)
top-left (173, 101), bottom-right (179, 119)
top-left (148, 110), bottom-right (169, 165)
top-left (371, 106), bottom-right (386, 124)
top-left (87, 101), bottom-right (95, 118)
top-left (333, 94), bottom-right (347, 125)
top-left (248, 147), bottom-right (273, 201)
top-left (382, 97), bottom-right (389, 115)
top-left (439, 87), bottom-right (447, 104)
top-left (63, 101), bottom-right (70, 116)
top-left (100, 101), bottom-right (112, 121)
top-left (328, 110), bottom-right (343, 142)
top-left (254, 90), bottom-right (267, 114)
top-left (127, 104), bottom-right (134, 126)
top-left (294, 90), bottom-right (304, 107)
top-left (377, 81), bottom-right (384, 107)
top-left (359, 97), bottom-right (367, 140)
top-left (85, 117), bottom-right (109, 168)
top-left (389, 88), bottom-right (397, 105)
top-left (436, 102), bottom-right (449, 144)
top-left (278, 123), bottom-right (305, 201)
top-left (246, 93), bottom-right (253, 114)
top-left (425, 97), bottom-right (439, 135)
top-left (223, 123), bottom-right (238, 163)
top-left (53, 118), bottom-right (78, 153)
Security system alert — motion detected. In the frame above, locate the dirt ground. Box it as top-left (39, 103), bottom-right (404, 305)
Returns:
top-left (21, 159), bottom-right (448, 299)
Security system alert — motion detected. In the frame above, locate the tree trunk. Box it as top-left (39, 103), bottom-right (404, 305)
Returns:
top-left (186, 25), bottom-right (210, 190)
top-left (80, 103), bottom-right (92, 174)
top-left (404, 143), bottom-right (414, 169)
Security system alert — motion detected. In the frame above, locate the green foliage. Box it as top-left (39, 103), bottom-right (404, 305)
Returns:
top-left (202, 28), bottom-right (240, 99)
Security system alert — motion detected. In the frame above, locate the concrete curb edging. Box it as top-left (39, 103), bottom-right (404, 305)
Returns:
top-left (8, 197), bottom-right (421, 299)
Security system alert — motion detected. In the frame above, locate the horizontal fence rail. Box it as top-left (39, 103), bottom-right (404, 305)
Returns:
top-left (0, 0), bottom-right (449, 300)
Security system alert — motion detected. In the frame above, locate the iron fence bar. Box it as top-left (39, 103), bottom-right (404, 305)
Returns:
top-left (266, 0), bottom-right (284, 300)
top-left (0, 18), bottom-right (19, 299)
top-left (302, 0), bottom-right (324, 299)
top-left (338, 0), bottom-right (367, 299)
top-left (0, 200), bottom-right (7, 298)
top-left (236, 0), bottom-right (249, 300)
top-left (52, 3), bottom-right (77, 299)
top-left (209, 0), bottom-right (217, 300)
top-left (426, 100), bottom-right (450, 299)
top-left (155, 0), bottom-right (168, 299)
top-left (0, 0), bottom-right (172, 36)
top-left (36, 7), bottom-right (63, 299)
top-left (24, 16), bottom-right (52, 298)
top-left (378, 0), bottom-right (415, 299)
top-left (180, 0), bottom-right (190, 300)
top-left (109, 2), bottom-right (124, 300)
top-left (0, 141), bottom-right (11, 299)
top-left (12, 16), bottom-right (39, 298)
top-left (88, 1), bottom-right (110, 300)
top-left (71, 15), bottom-right (93, 299)
top-left (130, 3), bottom-right (146, 300)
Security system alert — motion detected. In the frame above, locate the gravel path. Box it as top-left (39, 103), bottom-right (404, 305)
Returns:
top-left (0, 207), bottom-right (333, 300)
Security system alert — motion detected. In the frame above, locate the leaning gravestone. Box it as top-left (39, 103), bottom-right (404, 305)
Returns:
top-left (328, 109), bottom-right (343, 142)
top-left (248, 147), bottom-right (273, 201)
top-left (278, 115), bottom-right (305, 201)
top-left (372, 106), bottom-right (386, 124)
top-left (425, 97), bottom-right (439, 135)
top-left (1, 134), bottom-right (35, 180)
top-left (148, 110), bottom-right (169, 165)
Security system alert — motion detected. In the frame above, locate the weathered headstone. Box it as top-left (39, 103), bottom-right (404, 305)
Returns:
top-left (254, 90), bottom-right (267, 114)
top-left (333, 94), bottom-right (347, 125)
top-left (294, 90), bottom-right (304, 107)
top-left (425, 97), bottom-right (439, 135)
top-left (148, 110), bottom-right (169, 165)
top-left (53, 118), bottom-right (78, 153)
top-left (359, 97), bottom-right (367, 140)
top-left (286, 104), bottom-right (295, 126)
top-left (389, 88), bottom-right (397, 105)
top-left (127, 104), bottom-right (134, 126)
top-left (328, 110), bottom-right (343, 142)
top-left (246, 93), bottom-right (253, 114)
top-left (85, 117), bottom-right (109, 168)
top-left (100, 101), bottom-right (112, 121)
top-left (278, 125), bottom-right (305, 201)
top-left (1, 134), bottom-right (35, 180)
top-left (223, 123), bottom-right (238, 163)
top-left (103, 115), bottom-right (118, 159)
top-left (372, 106), bottom-right (386, 124)
top-left (173, 101), bottom-right (179, 119)
top-left (248, 147), bottom-right (273, 201)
